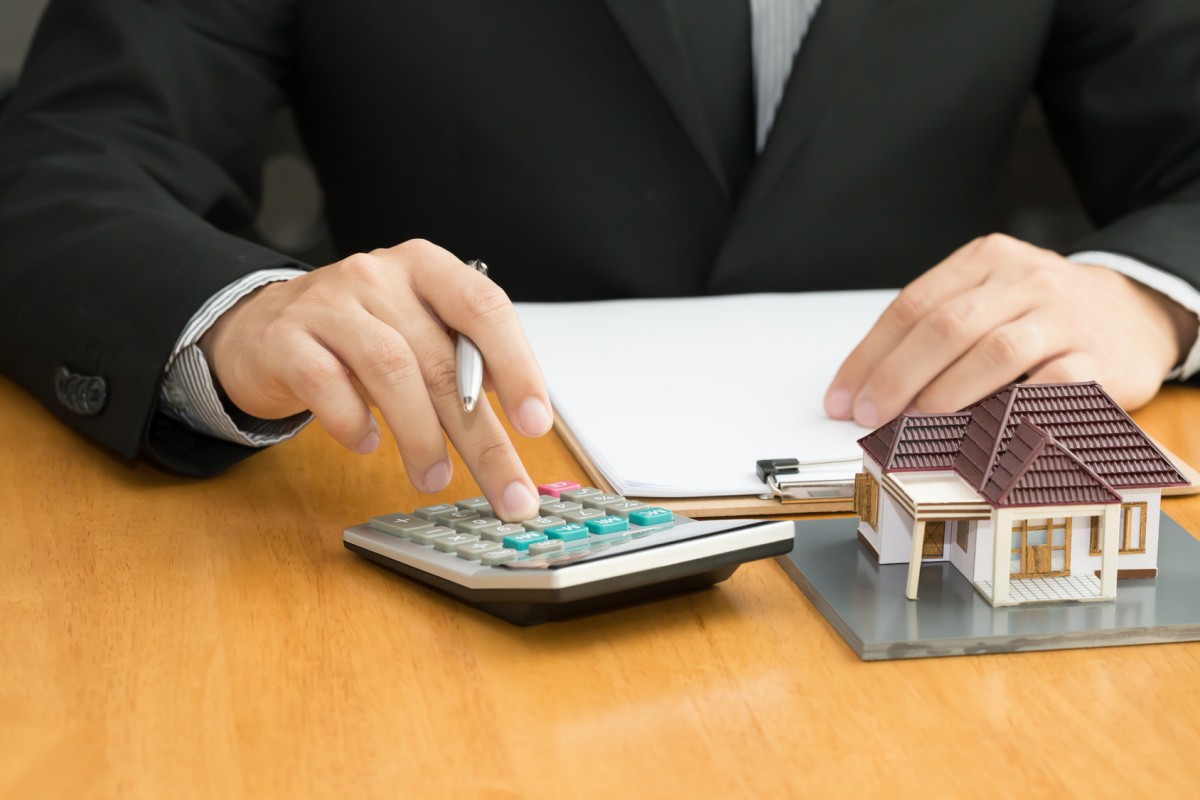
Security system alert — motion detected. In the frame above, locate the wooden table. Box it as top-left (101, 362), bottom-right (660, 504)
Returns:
top-left (2, 376), bottom-right (1199, 799)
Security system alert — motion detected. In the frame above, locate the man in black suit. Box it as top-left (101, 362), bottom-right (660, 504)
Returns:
top-left (1, 1), bottom-right (1198, 520)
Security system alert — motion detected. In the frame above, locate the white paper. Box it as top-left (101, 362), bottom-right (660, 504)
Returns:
top-left (515, 290), bottom-right (899, 497)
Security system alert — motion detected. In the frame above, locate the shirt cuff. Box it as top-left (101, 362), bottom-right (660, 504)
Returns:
top-left (1068, 251), bottom-right (1200, 381)
top-left (160, 268), bottom-right (314, 446)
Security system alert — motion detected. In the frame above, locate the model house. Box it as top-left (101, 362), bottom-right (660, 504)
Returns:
top-left (853, 382), bottom-right (1188, 606)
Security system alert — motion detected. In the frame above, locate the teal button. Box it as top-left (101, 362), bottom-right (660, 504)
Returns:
top-left (630, 507), bottom-right (674, 527)
top-left (545, 524), bottom-right (589, 542)
top-left (503, 531), bottom-right (549, 551)
top-left (585, 516), bottom-right (629, 535)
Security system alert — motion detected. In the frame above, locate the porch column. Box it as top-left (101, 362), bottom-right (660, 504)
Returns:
top-left (906, 519), bottom-right (926, 600)
top-left (1099, 503), bottom-right (1121, 599)
top-left (992, 507), bottom-right (1014, 605)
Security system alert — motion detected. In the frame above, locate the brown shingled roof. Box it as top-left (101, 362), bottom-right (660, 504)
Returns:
top-left (857, 413), bottom-right (969, 472)
top-left (858, 381), bottom-right (1189, 508)
top-left (980, 420), bottom-right (1123, 507)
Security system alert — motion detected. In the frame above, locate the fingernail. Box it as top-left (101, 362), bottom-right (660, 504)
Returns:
top-left (854, 396), bottom-right (879, 428)
top-left (825, 388), bottom-right (853, 419)
top-left (903, 403), bottom-right (921, 416)
top-left (502, 481), bottom-right (538, 520)
top-left (517, 397), bottom-right (552, 437)
top-left (355, 419), bottom-right (381, 454)
top-left (423, 461), bottom-right (451, 493)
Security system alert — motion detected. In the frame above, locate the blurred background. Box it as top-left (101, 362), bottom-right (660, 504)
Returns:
top-left (1, 0), bottom-right (1095, 268)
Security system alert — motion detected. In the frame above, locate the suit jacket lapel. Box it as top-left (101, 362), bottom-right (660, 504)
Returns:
top-left (731, 0), bottom-right (881, 226)
top-left (602, 0), bottom-right (730, 198)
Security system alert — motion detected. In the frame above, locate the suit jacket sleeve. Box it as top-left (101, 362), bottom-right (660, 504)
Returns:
top-left (1038, 0), bottom-right (1200, 287)
top-left (0, 0), bottom-right (307, 476)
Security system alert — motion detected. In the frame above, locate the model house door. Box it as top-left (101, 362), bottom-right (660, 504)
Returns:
top-left (922, 522), bottom-right (945, 559)
top-left (1010, 518), bottom-right (1072, 578)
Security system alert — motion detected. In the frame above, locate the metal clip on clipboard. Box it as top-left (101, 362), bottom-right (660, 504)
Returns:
top-left (756, 458), bottom-right (859, 504)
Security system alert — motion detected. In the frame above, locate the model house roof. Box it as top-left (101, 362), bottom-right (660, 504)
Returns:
top-left (859, 381), bottom-right (1188, 508)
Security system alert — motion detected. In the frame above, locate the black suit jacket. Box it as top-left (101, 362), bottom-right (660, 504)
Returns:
top-left (2, 0), bottom-right (1199, 476)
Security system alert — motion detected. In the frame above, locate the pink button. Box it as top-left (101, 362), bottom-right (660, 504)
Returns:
top-left (536, 480), bottom-right (581, 498)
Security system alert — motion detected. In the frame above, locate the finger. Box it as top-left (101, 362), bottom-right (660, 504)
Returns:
top-left (913, 308), bottom-right (1069, 414)
top-left (848, 281), bottom-right (1039, 426)
top-left (397, 244), bottom-right (553, 439)
top-left (281, 334), bottom-right (382, 455)
top-left (314, 309), bottom-right (453, 493)
top-left (1025, 352), bottom-right (1098, 387)
top-left (825, 236), bottom-right (993, 419)
top-left (384, 304), bottom-right (541, 521)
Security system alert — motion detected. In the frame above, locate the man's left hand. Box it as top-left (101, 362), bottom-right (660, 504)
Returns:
top-left (824, 233), bottom-right (1198, 426)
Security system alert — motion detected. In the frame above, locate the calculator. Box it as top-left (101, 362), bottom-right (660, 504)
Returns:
top-left (343, 480), bottom-right (795, 625)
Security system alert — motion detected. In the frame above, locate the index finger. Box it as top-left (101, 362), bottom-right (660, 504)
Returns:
top-left (394, 242), bottom-right (554, 440)
top-left (824, 238), bottom-right (989, 420)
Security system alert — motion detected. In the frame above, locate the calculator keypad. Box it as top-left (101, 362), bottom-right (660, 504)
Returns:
top-left (368, 483), bottom-right (675, 568)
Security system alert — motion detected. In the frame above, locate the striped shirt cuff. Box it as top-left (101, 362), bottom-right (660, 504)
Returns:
top-left (160, 268), bottom-right (313, 446)
top-left (1069, 251), bottom-right (1200, 381)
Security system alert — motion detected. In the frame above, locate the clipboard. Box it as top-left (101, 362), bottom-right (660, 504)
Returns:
top-left (553, 411), bottom-right (1200, 519)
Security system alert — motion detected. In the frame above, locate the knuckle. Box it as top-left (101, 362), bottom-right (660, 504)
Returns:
top-left (888, 289), bottom-right (929, 330)
top-left (339, 252), bottom-right (387, 287)
top-left (1024, 265), bottom-right (1062, 295)
top-left (397, 238), bottom-right (442, 262)
top-left (979, 328), bottom-right (1025, 369)
top-left (926, 305), bottom-right (970, 342)
top-left (366, 338), bottom-right (419, 385)
top-left (293, 355), bottom-right (342, 396)
top-left (423, 352), bottom-right (460, 401)
top-left (461, 281), bottom-right (513, 328)
top-left (472, 433), bottom-right (514, 471)
top-left (978, 232), bottom-right (1018, 257)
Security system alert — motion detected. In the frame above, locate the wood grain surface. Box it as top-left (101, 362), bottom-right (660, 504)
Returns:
top-left (2, 377), bottom-right (1198, 799)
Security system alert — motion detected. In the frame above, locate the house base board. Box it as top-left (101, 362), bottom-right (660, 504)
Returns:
top-left (776, 512), bottom-right (1200, 661)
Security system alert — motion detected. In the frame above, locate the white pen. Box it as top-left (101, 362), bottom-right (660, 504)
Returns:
top-left (456, 260), bottom-right (488, 413)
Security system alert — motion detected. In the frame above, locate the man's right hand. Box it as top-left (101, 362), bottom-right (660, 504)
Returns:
top-left (198, 240), bottom-right (552, 521)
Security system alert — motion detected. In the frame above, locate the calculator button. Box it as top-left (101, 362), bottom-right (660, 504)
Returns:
top-left (454, 517), bottom-right (503, 535)
top-left (581, 493), bottom-right (623, 510)
top-left (545, 523), bottom-right (590, 542)
top-left (630, 507), bottom-right (674, 527)
top-left (559, 487), bottom-right (604, 503)
top-left (540, 500), bottom-right (582, 516)
top-left (520, 515), bottom-right (566, 533)
top-left (561, 507), bottom-right (607, 524)
top-left (604, 499), bottom-right (647, 517)
top-left (481, 548), bottom-right (519, 566)
top-left (536, 480), bottom-right (581, 498)
top-left (528, 540), bottom-right (565, 556)
top-left (410, 525), bottom-right (457, 546)
top-left (413, 503), bottom-right (458, 522)
top-left (434, 532), bottom-right (479, 552)
top-left (503, 531), bottom-right (549, 551)
top-left (369, 513), bottom-right (435, 538)
top-left (455, 496), bottom-right (493, 515)
top-left (483, 523), bottom-right (527, 543)
top-left (441, 510), bottom-right (480, 527)
top-left (585, 516), bottom-right (629, 535)
top-left (456, 541), bottom-right (501, 560)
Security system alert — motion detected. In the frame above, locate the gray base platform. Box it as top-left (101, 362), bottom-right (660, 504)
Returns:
top-left (776, 514), bottom-right (1200, 661)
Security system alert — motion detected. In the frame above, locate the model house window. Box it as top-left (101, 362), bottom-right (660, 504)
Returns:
top-left (1011, 517), bottom-right (1071, 578)
top-left (854, 472), bottom-right (879, 528)
top-left (1089, 503), bottom-right (1149, 555)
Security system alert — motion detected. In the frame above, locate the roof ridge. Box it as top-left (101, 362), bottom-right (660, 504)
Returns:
top-left (883, 416), bottom-right (910, 470)
top-left (1020, 420), bottom-right (1122, 500)
top-left (994, 421), bottom-right (1049, 505)
top-left (978, 385), bottom-right (1017, 489)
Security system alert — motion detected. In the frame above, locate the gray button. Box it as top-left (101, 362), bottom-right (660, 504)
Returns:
top-left (581, 493), bottom-right (624, 509)
top-left (541, 500), bottom-right (582, 516)
top-left (481, 548), bottom-right (519, 566)
top-left (527, 540), bottom-right (565, 556)
top-left (414, 503), bottom-right (459, 522)
top-left (369, 513), bottom-right (435, 538)
top-left (456, 541), bottom-right (501, 560)
top-left (54, 366), bottom-right (107, 416)
top-left (455, 496), bottom-right (493, 515)
top-left (521, 515), bottom-right (566, 533)
top-left (604, 499), bottom-right (647, 517)
top-left (441, 509), bottom-right (480, 527)
top-left (562, 507), bottom-right (607, 524)
top-left (559, 487), bottom-right (604, 504)
top-left (455, 517), bottom-right (503, 535)
top-left (410, 525), bottom-right (457, 546)
top-left (483, 523), bottom-right (527, 543)
top-left (434, 532), bottom-right (479, 552)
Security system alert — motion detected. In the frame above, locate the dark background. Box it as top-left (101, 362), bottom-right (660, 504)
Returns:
top-left (0, 0), bottom-right (1096, 268)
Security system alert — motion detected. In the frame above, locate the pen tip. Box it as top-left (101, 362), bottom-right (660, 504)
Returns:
top-left (463, 396), bottom-right (476, 413)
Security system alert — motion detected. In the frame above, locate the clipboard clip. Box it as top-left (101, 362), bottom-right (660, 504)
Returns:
top-left (756, 457), bottom-right (858, 503)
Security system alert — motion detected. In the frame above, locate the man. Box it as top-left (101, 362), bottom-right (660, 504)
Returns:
top-left (1, 0), bottom-right (1198, 522)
